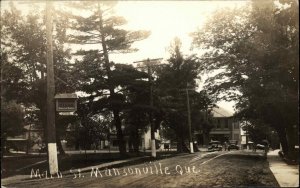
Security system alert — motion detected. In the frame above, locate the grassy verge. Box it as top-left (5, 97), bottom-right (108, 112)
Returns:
top-left (1, 151), bottom-right (185, 178)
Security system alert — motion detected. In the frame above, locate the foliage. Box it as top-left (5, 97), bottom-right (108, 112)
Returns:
top-left (1, 100), bottom-right (25, 138)
top-left (66, 1), bottom-right (150, 155)
top-left (242, 121), bottom-right (270, 145)
top-left (156, 38), bottom-right (215, 152)
top-left (122, 76), bottom-right (153, 152)
top-left (1, 2), bottom-right (73, 155)
top-left (1, 2), bottom-right (72, 103)
top-left (191, 0), bottom-right (298, 158)
top-left (73, 100), bottom-right (112, 150)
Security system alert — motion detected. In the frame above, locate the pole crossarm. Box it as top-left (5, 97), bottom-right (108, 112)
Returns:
top-left (133, 58), bottom-right (163, 64)
top-left (133, 58), bottom-right (165, 69)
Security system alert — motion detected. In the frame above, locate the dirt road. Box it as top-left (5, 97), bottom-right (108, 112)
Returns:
top-left (2, 150), bottom-right (279, 187)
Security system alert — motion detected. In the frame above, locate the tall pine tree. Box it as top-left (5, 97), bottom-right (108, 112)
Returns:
top-left (66, 1), bottom-right (150, 156)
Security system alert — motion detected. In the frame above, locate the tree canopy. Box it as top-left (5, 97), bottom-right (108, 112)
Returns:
top-left (156, 38), bottom-right (215, 152)
top-left (66, 1), bottom-right (150, 156)
top-left (191, 0), bottom-right (298, 159)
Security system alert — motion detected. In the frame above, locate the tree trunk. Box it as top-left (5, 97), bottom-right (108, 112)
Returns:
top-left (98, 3), bottom-right (126, 157)
top-left (56, 132), bottom-right (65, 155)
top-left (176, 122), bottom-right (182, 153)
top-left (203, 131), bottom-right (210, 145)
top-left (193, 143), bottom-right (199, 152)
top-left (276, 127), bottom-right (289, 155)
top-left (177, 140), bottom-right (183, 153)
top-left (133, 129), bottom-right (140, 153)
top-left (128, 134), bottom-right (133, 153)
top-left (113, 109), bottom-right (127, 156)
top-left (129, 131), bottom-right (140, 153)
top-left (177, 137), bottom-right (190, 153)
top-left (182, 141), bottom-right (190, 153)
top-left (1, 135), bottom-right (6, 158)
top-left (286, 124), bottom-right (298, 161)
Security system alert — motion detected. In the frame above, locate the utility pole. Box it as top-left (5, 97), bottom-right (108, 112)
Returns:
top-left (134, 58), bottom-right (163, 158)
top-left (46, 1), bottom-right (58, 174)
top-left (147, 59), bottom-right (156, 158)
top-left (0, 57), bottom-right (5, 108)
top-left (1, 48), bottom-right (6, 158)
top-left (185, 84), bottom-right (194, 153)
top-left (245, 128), bottom-right (248, 150)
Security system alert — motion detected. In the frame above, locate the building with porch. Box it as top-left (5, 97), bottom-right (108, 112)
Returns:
top-left (209, 106), bottom-right (241, 144)
top-left (195, 106), bottom-right (241, 146)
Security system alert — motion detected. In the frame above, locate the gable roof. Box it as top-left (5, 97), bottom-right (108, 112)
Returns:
top-left (211, 106), bottom-right (233, 118)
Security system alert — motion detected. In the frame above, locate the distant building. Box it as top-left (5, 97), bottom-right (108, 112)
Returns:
top-left (109, 124), bottom-right (161, 151)
top-left (209, 106), bottom-right (241, 144)
top-left (141, 127), bottom-right (161, 150)
top-left (5, 124), bottom-right (43, 153)
top-left (24, 124), bottom-right (44, 151)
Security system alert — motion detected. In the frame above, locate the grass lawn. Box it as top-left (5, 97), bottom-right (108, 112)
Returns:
top-left (1, 150), bottom-right (181, 178)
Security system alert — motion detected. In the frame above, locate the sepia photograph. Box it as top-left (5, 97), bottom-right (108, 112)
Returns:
top-left (1, 0), bottom-right (299, 187)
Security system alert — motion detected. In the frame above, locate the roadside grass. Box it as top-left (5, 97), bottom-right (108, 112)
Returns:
top-left (1, 150), bottom-right (185, 178)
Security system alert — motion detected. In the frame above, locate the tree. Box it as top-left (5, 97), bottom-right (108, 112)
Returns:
top-left (75, 101), bottom-right (111, 153)
top-left (55, 114), bottom-right (77, 155)
top-left (241, 121), bottom-right (271, 146)
top-left (156, 38), bottom-right (214, 152)
top-left (0, 53), bottom-right (28, 103)
top-left (1, 2), bottom-right (73, 155)
top-left (122, 74), bottom-right (152, 153)
top-left (66, 1), bottom-right (150, 156)
top-left (190, 91), bottom-right (215, 145)
top-left (191, 0), bottom-right (298, 160)
top-left (1, 100), bottom-right (25, 156)
top-left (73, 61), bottom-right (150, 154)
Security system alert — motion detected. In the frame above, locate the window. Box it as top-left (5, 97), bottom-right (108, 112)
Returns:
top-left (234, 122), bottom-right (239, 129)
top-left (234, 134), bottom-right (239, 141)
top-left (216, 119), bottom-right (221, 128)
top-left (224, 119), bottom-right (229, 128)
top-left (112, 140), bottom-right (118, 147)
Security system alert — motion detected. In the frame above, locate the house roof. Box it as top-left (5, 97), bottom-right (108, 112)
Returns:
top-left (211, 106), bottom-right (233, 118)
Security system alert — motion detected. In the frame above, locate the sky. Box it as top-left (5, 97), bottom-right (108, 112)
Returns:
top-left (111, 1), bottom-right (247, 63)
top-left (1, 0), bottom-right (249, 113)
top-left (112, 1), bottom-right (248, 113)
